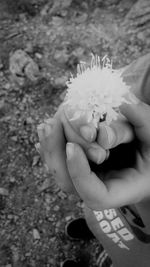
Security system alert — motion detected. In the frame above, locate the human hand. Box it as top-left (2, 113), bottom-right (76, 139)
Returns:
top-left (66, 67), bottom-right (150, 209)
top-left (37, 103), bottom-right (133, 193)
top-left (37, 56), bottom-right (150, 195)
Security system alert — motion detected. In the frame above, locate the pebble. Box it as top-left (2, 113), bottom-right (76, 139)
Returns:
top-left (55, 221), bottom-right (61, 228)
top-left (26, 117), bottom-right (34, 124)
top-left (0, 187), bottom-right (9, 196)
top-left (53, 205), bottom-right (60, 211)
top-left (65, 215), bottom-right (72, 222)
top-left (32, 155), bottom-right (40, 167)
top-left (75, 13), bottom-right (88, 23)
top-left (54, 76), bottom-right (67, 88)
top-left (49, 237), bottom-right (56, 242)
top-left (35, 53), bottom-right (43, 59)
top-left (57, 190), bottom-right (67, 199)
top-left (54, 50), bottom-right (69, 65)
top-left (11, 136), bottom-right (18, 142)
top-left (4, 83), bottom-right (11, 90)
top-left (33, 228), bottom-right (40, 240)
top-left (7, 214), bottom-right (13, 220)
top-left (38, 178), bottom-right (51, 192)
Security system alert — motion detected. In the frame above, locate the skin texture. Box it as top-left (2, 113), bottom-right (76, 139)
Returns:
top-left (37, 106), bottom-right (134, 193)
top-left (66, 99), bottom-right (150, 210)
top-left (38, 56), bottom-right (150, 210)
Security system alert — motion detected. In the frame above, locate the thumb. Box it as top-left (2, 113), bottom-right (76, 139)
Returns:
top-left (66, 142), bottom-right (91, 179)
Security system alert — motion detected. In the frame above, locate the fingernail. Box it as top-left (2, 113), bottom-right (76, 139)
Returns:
top-left (104, 125), bottom-right (115, 146)
top-left (80, 125), bottom-right (95, 142)
top-left (66, 143), bottom-right (74, 160)
top-left (88, 146), bottom-right (105, 165)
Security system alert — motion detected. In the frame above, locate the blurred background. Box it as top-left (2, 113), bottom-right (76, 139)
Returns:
top-left (0, 0), bottom-right (150, 266)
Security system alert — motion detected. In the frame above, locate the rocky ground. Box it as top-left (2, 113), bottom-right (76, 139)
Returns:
top-left (0, 0), bottom-right (150, 266)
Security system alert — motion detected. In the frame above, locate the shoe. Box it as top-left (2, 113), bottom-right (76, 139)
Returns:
top-left (60, 259), bottom-right (79, 267)
top-left (65, 218), bottom-right (95, 240)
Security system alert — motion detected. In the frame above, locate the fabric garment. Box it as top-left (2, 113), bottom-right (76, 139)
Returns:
top-left (85, 202), bottom-right (150, 267)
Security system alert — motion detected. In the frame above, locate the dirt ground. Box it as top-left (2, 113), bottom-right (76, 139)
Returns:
top-left (0, 0), bottom-right (150, 266)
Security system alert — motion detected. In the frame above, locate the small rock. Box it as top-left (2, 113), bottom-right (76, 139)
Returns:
top-left (137, 32), bottom-right (145, 41)
top-left (25, 42), bottom-right (33, 53)
top-left (57, 190), bottom-right (67, 199)
top-left (72, 47), bottom-right (85, 59)
top-left (54, 76), bottom-right (67, 88)
top-left (55, 221), bottom-right (61, 228)
top-left (7, 214), bottom-right (13, 220)
top-left (62, 0), bottom-right (72, 9)
top-left (9, 177), bottom-right (15, 183)
top-left (26, 117), bottom-right (34, 124)
top-left (38, 178), bottom-right (51, 192)
top-left (35, 53), bottom-right (42, 59)
top-left (0, 188), bottom-right (9, 196)
top-left (4, 83), bottom-right (11, 90)
top-left (5, 264), bottom-right (12, 267)
top-left (25, 61), bottom-right (40, 82)
top-left (0, 100), bottom-right (5, 111)
top-left (76, 201), bottom-right (84, 209)
top-left (25, 251), bottom-right (31, 257)
top-left (49, 237), bottom-right (56, 243)
top-left (40, 3), bottom-right (49, 16)
top-left (9, 49), bottom-right (40, 83)
top-left (65, 215), bottom-right (72, 222)
top-left (33, 229), bottom-right (40, 240)
top-left (11, 136), bottom-right (18, 142)
top-left (60, 9), bottom-right (68, 17)
top-left (54, 50), bottom-right (69, 65)
top-left (52, 16), bottom-right (64, 25)
top-left (32, 155), bottom-right (40, 167)
top-left (53, 205), bottom-right (60, 211)
top-left (75, 13), bottom-right (88, 23)
top-left (50, 0), bottom-right (72, 15)
top-left (11, 245), bottom-right (19, 263)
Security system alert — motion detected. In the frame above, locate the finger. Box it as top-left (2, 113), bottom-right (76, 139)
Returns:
top-left (66, 142), bottom-right (109, 210)
top-left (37, 118), bottom-right (76, 193)
top-left (97, 117), bottom-right (134, 150)
top-left (87, 143), bottom-right (109, 164)
top-left (120, 100), bottom-right (150, 158)
top-left (61, 107), bottom-right (107, 164)
top-left (64, 104), bottom-right (97, 142)
top-left (66, 143), bottom-right (148, 209)
top-left (101, 168), bottom-right (150, 208)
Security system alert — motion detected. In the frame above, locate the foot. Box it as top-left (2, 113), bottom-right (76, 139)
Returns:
top-left (65, 218), bottom-right (95, 240)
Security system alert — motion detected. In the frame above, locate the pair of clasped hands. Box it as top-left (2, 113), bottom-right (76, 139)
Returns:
top-left (37, 65), bottom-right (150, 211)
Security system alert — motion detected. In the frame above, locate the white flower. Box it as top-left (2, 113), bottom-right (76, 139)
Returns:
top-left (64, 54), bottom-right (137, 127)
